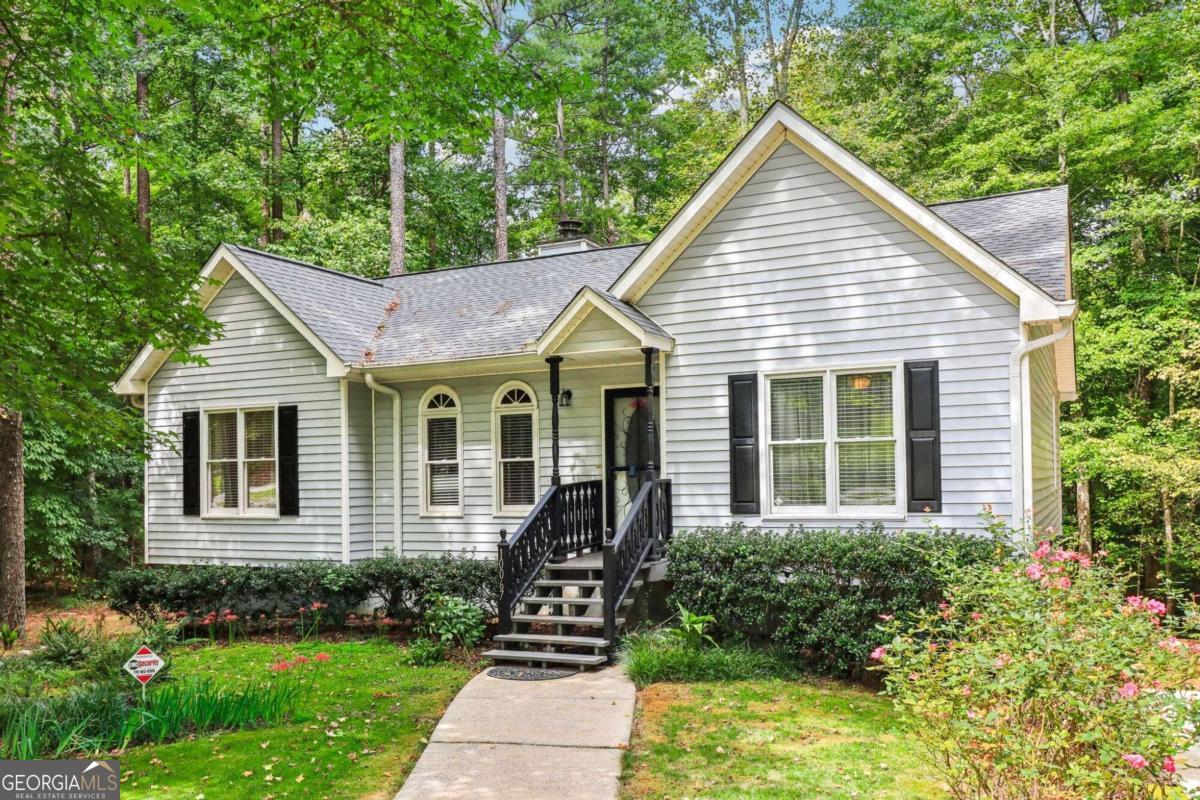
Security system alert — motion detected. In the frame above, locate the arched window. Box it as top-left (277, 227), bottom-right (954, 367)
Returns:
top-left (492, 381), bottom-right (539, 513)
top-left (419, 386), bottom-right (462, 514)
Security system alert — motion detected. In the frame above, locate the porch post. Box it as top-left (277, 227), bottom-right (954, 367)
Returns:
top-left (547, 356), bottom-right (563, 487)
top-left (547, 356), bottom-right (566, 562)
top-left (641, 347), bottom-right (657, 482)
top-left (642, 347), bottom-right (665, 560)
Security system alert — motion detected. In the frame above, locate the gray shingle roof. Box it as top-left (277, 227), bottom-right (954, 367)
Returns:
top-left (223, 185), bottom-right (1069, 368)
top-left (226, 245), bottom-right (393, 362)
top-left (366, 245), bottom-right (643, 365)
top-left (929, 185), bottom-right (1070, 300)
top-left (589, 287), bottom-right (672, 340)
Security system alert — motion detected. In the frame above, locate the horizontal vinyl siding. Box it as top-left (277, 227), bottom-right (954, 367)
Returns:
top-left (145, 273), bottom-right (344, 565)
top-left (557, 309), bottom-right (640, 354)
top-left (1029, 326), bottom-right (1062, 533)
top-left (639, 140), bottom-right (1021, 534)
top-left (381, 364), bottom-right (642, 556)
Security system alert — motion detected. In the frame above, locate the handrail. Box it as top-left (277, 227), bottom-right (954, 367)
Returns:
top-left (497, 479), bottom-right (603, 633)
top-left (602, 478), bottom-right (672, 643)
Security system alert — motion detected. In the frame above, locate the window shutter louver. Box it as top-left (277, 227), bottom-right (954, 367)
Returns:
top-left (728, 374), bottom-right (760, 514)
top-left (904, 361), bottom-right (942, 513)
top-left (182, 411), bottom-right (200, 516)
top-left (278, 405), bottom-right (299, 516)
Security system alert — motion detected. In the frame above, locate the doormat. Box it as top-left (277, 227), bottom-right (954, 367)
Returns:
top-left (487, 666), bottom-right (576, 681)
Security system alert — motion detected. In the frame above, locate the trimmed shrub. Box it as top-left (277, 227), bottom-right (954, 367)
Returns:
top-left (666, 523), bottom-right (1001, 676)
top-left (355, 554), bottom-right (499, 619)
top-left (106, 553), bottom-right (498, 626)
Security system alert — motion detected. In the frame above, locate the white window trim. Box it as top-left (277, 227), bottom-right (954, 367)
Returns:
top-left (200, 403), bottom-right (280, 520)
top-left (418, 385), bottom-right (464, 517)
top-left (761, 363), bottom-right (906, 519)
top-left (491, 380), bottom-right (540, 517)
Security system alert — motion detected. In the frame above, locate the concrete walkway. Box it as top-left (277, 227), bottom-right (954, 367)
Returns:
top-left (395, 666), bottom-right (637, 800)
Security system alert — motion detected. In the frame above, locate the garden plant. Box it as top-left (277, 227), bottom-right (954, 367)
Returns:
top-left (874, 540), bottom-right (1200, 799)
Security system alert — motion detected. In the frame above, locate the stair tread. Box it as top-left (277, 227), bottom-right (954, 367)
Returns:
top-left (511, 613), bottom-right (623, 626)
top-left (533, 579), bottom-right (643, 589)
top-left (522, 595), bottom-right (603, 605)
top-left (494, 633), bottom-right (609, 647)
top-left (484, 649), bottom-right (606, 666)
top-left (521, 595), bottom-right (635, 607)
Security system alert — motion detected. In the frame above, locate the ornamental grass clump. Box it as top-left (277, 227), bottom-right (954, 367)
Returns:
top-left (875, 541), bottom-right (1200, 799)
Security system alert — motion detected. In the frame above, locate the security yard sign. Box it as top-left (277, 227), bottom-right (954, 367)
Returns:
top-left (124, 645), bottom-right (164, 685)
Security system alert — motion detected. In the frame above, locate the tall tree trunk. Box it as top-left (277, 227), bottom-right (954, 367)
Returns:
top-left (1163, 490), bottom-right (1175, 612)
top-left (135, 29), bottom-right (150, 241)
top-left (259, 121), bottom-right (271, 244)
top-left (730, 1), bottom-right (750, 127)
top-left (492, 108), bottom-right (508, 259)
top-left (388, 139), bottom-right (406, 276)
top-left (555, 95), bottom-right (567, 218)
top-left (488, 0), bottom-right (508, 261)
top-left (0, 408), bottom-right (25, 633)
top-left (269, 117), bottom-right (283, 241)
top-left (1076, 475), bottom-right (1092, 554)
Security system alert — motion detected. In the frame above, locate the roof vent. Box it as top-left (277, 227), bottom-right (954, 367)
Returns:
top-left (537, 219), bottom-right (599, 257)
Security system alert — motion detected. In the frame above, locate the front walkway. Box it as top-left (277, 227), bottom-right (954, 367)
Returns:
top-left (395, 666), bottom-right (636, 800)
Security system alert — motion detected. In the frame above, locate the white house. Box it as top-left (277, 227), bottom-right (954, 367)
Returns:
top-left (114, 103), bottom-right (1077, 666)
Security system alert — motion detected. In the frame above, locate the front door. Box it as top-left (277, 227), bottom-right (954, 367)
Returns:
top-left (603, 386), bottom-right (660, 532)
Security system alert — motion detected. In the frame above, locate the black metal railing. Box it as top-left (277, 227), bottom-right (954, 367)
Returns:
top-left (497, 479), bottom-right (603, 633)
top-left (602, 478), bottom-right (672, 643)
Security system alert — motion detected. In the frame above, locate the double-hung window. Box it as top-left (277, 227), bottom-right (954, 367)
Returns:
top-left (767, 366), bottom-right (900, 515)
top-left (420, 386), bottom-right (462, 514)
top-left (492, 382), bottom-right (538, 514)
top-left (203, 406), bottom-right (278, 516)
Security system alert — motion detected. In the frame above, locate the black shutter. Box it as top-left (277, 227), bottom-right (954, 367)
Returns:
top-left (182, 411), bottom-right (200, 516)
top-left (728, 374), bottom-right (760, 514)
top-left (278, 404), bottom-right (299, 516)
top-left (905, 361), bottom-right (942, 513)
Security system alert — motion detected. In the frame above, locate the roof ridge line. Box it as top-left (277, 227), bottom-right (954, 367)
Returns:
top-left (928, 185), bottom-right (1067, 207)
top-left (377, 242), bottom-right (648, 280)
top-left (225, 243), bottom-right (388, 287)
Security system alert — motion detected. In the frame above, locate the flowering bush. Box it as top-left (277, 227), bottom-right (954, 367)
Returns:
top-left (875, 542), bottom-right (1200, 799)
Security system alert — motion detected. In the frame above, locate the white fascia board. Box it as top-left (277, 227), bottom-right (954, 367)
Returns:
top-left (611, 102), bottom-right (1075, 325)
top-left (535, 286), bottom-right (674, 355)
top-left (112, 244), bottom-right (349, 396)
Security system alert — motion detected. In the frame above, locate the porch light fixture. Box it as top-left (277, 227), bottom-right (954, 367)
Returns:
top-left (850, 374), bottom-right (872, 390)
top-left (559, 389), bottom-right (573, 408)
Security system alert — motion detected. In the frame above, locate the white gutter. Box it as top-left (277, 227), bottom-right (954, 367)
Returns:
top-left (365, 375), bottom-right (402, 557)
top-left (1009, 321), bottom-right (1074, 537)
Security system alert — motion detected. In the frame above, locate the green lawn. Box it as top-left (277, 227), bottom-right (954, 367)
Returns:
top-left (621, 679), bottom-right (948, 800)
top-left (119, 640), bottom-right (470, 800)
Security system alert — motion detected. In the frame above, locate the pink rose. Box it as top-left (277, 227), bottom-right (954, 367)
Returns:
top-left (1118, 681), bottom-right (1139, 699)
top-left (1077, 556), bottom-right (1092, 568)
top-left (1122, 753), bottom-right (1148, 770)
top-left (1163, 756), bottom-right (1176, 774)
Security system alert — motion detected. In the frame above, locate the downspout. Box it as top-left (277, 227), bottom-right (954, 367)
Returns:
top-left (1009, 321), bottom-right (1073, 538)
top-left (365, 375), bottom-right (402, 557)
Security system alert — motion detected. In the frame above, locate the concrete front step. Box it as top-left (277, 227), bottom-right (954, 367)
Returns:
top-left (483, 649), bottom-right (607, 667)
top-left (511, 613), bottom-right (623, 626)
top-left (519, 596), bottom-right (634, 609)
top-left (494, 632), bottom-right (609, 647)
